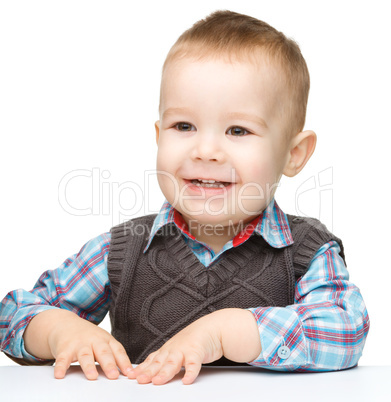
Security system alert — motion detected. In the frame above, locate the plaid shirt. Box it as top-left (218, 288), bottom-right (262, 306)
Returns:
top-left (0, 199), bottom-right (369, 370)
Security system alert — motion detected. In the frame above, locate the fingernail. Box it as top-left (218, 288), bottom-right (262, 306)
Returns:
top-left (86, 370), bottom-right (98, 379)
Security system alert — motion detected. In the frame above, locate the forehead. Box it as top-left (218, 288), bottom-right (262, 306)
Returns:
top-left (159, 55), bottom-right (287, 118)
top-left (162, 50), bottom-right (283, 83)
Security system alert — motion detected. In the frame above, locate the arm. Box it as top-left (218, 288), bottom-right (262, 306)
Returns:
top-left (247, 241), bottom-right (370, 371)
top-left (130, 241), bottom-right (369, 384)
top-left (0, 233), bottom-right (132, 379)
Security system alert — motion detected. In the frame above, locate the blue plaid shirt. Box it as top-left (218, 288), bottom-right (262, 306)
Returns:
top-left (0, 199), bottom-right (369, 370)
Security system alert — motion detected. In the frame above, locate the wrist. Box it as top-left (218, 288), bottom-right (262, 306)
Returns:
top-left (47, 309), bottom-right (84, 343)
top-left (212, 308), bottom-right (262, 363)
top-left (24, 309), bottom-right (81, 359)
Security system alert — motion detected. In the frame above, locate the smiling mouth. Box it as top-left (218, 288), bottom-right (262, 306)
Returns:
top-left (187, 178), bottom-right (232, 188)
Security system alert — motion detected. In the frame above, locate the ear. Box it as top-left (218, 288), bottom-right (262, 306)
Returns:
top-left (155, 120), bottom-right (160, 145)
top-left (283, 130), bottom-right (317, 177)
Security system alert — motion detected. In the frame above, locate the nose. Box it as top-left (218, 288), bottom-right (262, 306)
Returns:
top-left (190, 132), bottom-right (225, 163)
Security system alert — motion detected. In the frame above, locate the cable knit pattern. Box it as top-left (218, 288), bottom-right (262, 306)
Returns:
top-left (107, 213), bottom-right (344, 365)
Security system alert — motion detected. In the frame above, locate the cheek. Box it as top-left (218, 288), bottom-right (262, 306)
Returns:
top-left (156, 140), bottom-right (176, 173)
top-left (156, 143), bottom-right (183, 203)
top-left (235, 148), bottom-right (281, 208)
top-left (242, 152), bottom-right (276, 186)
top-left (156, 148), bottom-right (165, 172)
top-left (253, 164), bottom-right (276, 186)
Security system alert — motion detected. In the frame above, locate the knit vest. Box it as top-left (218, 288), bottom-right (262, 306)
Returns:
top-left (107, 213), bottom-right (345, 365)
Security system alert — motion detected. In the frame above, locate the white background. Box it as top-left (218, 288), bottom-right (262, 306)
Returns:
top-left (0, 0), bottom-right (389, 367)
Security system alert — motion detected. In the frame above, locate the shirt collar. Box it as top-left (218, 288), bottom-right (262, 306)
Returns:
top-left (143, 198), bottom-right (293, 253)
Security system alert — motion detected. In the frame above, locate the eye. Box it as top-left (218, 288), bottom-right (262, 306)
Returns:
top-left (227, 126), bottom-right (250, 136)
top-left (174, 122), bottom-right (195, 132)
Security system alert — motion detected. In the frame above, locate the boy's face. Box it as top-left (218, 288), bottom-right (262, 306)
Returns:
top-left (156, 56), bottom-right (293, 230)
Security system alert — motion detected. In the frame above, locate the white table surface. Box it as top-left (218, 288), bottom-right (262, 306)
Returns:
top-left (0, 365), bottom-right (389, 402)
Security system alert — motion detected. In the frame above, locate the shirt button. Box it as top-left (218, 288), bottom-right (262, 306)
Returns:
top-left (277, 346), bottom-right (291, 359)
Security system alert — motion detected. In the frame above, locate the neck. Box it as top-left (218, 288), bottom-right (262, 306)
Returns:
top-left (194, 230), bottom-right (233, 254)
top-left (183, 217), bottom-right (257, 254)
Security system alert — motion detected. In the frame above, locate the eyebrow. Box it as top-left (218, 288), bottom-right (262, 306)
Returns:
top-left (225, 112), bottom-right (268, 129)
top-left (162, 107), bottom-right (192, 120)
top-left (161, 108), bottom-right (268, 129)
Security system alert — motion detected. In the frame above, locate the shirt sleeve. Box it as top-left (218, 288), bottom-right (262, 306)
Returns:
top-left (0, 232), bottom-right (111, 365)
top-left (247, 240), bottom-right (370, 371)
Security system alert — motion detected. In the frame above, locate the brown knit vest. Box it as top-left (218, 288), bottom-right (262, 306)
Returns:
top-left (107, 213), bottom-right (345, 365)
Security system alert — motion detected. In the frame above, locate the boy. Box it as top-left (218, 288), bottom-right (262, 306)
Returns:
top-left (0, 10), bottom-right (369, 385)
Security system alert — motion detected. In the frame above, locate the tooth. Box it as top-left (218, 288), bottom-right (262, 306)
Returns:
top-left (199, 179), bottom-right (218, 183)
top-left (190, 179), bottom-right (229, 188)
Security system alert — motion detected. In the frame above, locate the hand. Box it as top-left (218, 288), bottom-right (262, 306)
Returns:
top-left (128, 308), bottom-right (261, 386)
top-left (24, 309), bottom-right (133, 380)
top-left (128, 312), bottom-right (224, 385)
top-left (45, 311), bottom-right (133, 380)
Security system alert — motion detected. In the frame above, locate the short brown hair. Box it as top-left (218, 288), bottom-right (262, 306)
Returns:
top-left (161, 10), bottom-right (310, 137)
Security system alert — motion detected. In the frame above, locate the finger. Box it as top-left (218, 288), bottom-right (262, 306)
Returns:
top-left (109, 339), bottom-right (133, 376)
top-left (92, 343), bottom-right (120, 380)
top-left (54, 351), bottom-right (72, 379)
top-left (136, 351), bottom-right (168, 384)
top-left (151, 352), bottom-right (183, 385)
top-left (182, 356), bottom-right (202, 385)
top-left (127, 352), bottom-right (157, 379)
top-left (77, 346), bottom-right (99, 380)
